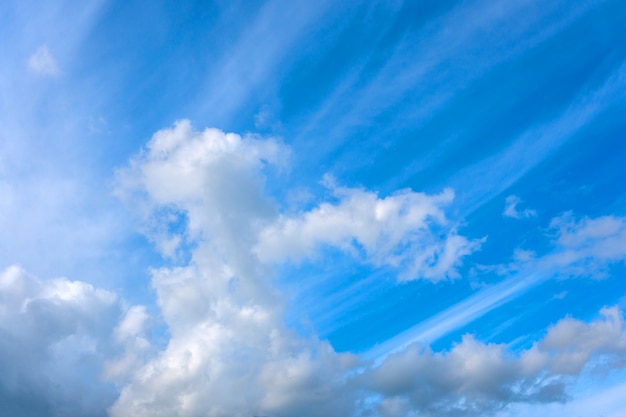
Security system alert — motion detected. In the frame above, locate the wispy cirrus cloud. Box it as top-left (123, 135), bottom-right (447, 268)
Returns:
top-left (295, 0), bottom-right (601, 171)
top-left (368, 210), bottom-right (626, 362)
top-left (503, 195), bottom-right (537, 219)
top-left (450, 62), bottom-right (626, 214)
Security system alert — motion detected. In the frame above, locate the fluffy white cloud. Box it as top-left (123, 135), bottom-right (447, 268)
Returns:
top-left (503, 195), bottom-right (536, 219)
top-left (3, 262), bottom-right (625, 417)
top-left (112, 121), bottom-right (357, 417)
top-left (109, 263), bottom-right (357, 417)
top-left (526, 306), bottom-right (626, 375)
top-left (256, 185), bottom-right (482, 282)
top-left (27, 45), bottom-right (60, 76)
top-left (362, 306), bottom-right (626, 417)
top-left (0, 265), bottom-right (136, 417)
top-left (114, 119), bottom-right (286, 260)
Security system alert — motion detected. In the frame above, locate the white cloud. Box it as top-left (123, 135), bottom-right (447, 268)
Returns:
top-left (256, 185), bottom-right (482, 282)
top-left (550, 212), bottom-right (626, 257)
top-left (3, 262), bottom-right (625, 417)
top-left (483, 212), bottom-right (626, 281)
top-left (27, 45), bottom-right (60, 76)
top-left (112, 121), bottom-right (357, 417)
top-left (114, 119), bottom-right (287, 260)
top-left (532, 306), bottom-right (626, 375)
top-left (109, 263), bottom-right (357, 417)
top-left (503, 195), bottom-right (537, 219)
top-left (0, 265), bottom-right (141, 417)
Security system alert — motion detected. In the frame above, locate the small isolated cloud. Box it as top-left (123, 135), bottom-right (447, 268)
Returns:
top-left (27, 45), bottom-right (60, 76)
top-left (503, 195), bottom-right (537, 219)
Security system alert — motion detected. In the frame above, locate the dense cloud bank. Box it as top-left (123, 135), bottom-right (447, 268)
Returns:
top-left (3, 264), bottom-right (626, 417)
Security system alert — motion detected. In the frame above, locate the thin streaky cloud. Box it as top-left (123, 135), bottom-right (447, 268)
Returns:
top-left (191, 0), bottom-right (334, 126)
top-left (277, 59), bottom-right (625, 346)
top-left (451, 62), bottom-right (626, 214)
top-left (295, 0), bottom-right (600, 163)
top-left (365, 271), bottom-right (545, 363)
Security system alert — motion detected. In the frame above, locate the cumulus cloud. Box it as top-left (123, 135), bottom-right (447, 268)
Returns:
top-left (361, 306), bottom-right (626, 417)
top-left (112, 121), bottom-right (357, 417)
top-left (0, 265), bottom-right (140, 417)
top-left (3, 262), bottom-right (625, 417)
top-left (503, 195), bottom-right (537, 219)
top-left (255, 184), bottom-right (483, 282)
top-left (27, 45), bottom-right (60, 76)
top-left (110, 120), bottom-right (482, 416)
top-left (114, 119), bottom-right (286, 259)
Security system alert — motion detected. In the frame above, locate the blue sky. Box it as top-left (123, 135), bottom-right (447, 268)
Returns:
top-left (2, 0), bottom-right (626, 416)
